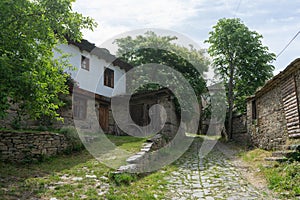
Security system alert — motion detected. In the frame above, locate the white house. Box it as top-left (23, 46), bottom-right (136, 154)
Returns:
top-left (54, 39), bottom-right (132, 132)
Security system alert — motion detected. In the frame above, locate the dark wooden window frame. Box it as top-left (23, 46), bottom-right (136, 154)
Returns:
top-left (81, 55), bottom-right (90, 71)
top-left (104, 67), bottom-right (114, 88)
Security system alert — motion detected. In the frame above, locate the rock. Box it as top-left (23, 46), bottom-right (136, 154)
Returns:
top-left (72, 177), bottom-right (83, 181)
top-left (86, 175), bottom-right (97, 179)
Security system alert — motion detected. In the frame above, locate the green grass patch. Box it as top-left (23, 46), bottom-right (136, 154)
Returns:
top-left (263, 162), bottom-right (300, 198)
top-left (105, 135), bottom-right (147, 153)
top-left (240, 148), bottom-right (300, 198)
top-left (0, 134), bottom-right (152, 199)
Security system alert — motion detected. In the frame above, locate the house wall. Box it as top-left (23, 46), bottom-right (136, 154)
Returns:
top-left (247, 85), bottom-right (288, 150)
top-left (54, 44), bottom-right (126, 98)
top-left (111, 90), bottom-right (179, 144)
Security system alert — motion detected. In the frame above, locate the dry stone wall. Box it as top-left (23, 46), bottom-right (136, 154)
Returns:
top-left (0, 130), bottom-right (70, 162)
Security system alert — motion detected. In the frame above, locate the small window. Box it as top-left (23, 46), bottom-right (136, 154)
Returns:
top-left (81, 55), bottom-right (90, 71)
top-left (104, 68), bottom-right (114, 88)
top-left (252, 100), bottom-right (257, 120)
top-left (73, 96), bottom-right (87, 120)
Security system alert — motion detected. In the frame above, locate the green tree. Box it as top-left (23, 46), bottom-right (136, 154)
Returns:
top-left (114, 32), bottom-right (209, 126)
top-left (205, 18), bottom-right (275, 139)
top-left (115, 31), bottom-right (209, 98)
top-left (0, 0), bottom-right (96, 121)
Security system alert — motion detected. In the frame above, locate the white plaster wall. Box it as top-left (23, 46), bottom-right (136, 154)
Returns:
top-left (54, 44), bottom-right (126, 97)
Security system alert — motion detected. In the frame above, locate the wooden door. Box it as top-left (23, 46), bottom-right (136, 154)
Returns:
top-left (99, 105), bottom-right (109, 132)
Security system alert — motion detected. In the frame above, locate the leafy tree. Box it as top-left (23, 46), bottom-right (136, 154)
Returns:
top-left (0, 0), bottom-right (96, 121)
top-left (115, 31), bottom-right (209, 98)
top-left (114, 32), bottom-right (209, 125)
top-left (205, 18), bottom-right (275, 138)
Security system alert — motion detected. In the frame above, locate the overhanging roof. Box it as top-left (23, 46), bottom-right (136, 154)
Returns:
top-left (68, 39), bottom-right (132, 72)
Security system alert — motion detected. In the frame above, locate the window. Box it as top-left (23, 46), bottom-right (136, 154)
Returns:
top-left (81, 55), bottom-right (90, 71)
top-left (73, 96), bottom-right (87, 120)
top-left (252, 100), bottom-right (257, 120)
top-left (104, 68), bottom-right (114, 88)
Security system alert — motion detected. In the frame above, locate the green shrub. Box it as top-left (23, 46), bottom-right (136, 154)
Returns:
top-left (59, 126), bottom-right (84, 153)
top-left (109, 172), bottom-right (137, 186)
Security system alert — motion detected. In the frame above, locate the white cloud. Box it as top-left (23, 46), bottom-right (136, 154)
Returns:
top-left (73, 0), bottom-right (300, 74)
top-left (73, 0), bottom-right (200, 44)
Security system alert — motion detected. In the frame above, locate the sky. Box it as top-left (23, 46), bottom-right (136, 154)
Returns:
top-left (73, 0), bottom-right (300, 75)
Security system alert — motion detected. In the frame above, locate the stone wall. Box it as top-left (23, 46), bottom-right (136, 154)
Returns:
top-left (245, 60), bottom-right (300, 150)
top-left (232, 114), bottom-right (250, 145)
top-left (111, 89), bottom-right (180, 144)
top-left (247, 85), bottom-right (288, 150)
top-left (0, 96), bottom-right (75, 130)
top-left (0, 94), bottom-right (110, 134)
top-left (0, 130), bottom-right (70, 162)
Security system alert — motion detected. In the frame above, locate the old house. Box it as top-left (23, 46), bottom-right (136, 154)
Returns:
top-left (0, 38), bottom-right (183, 139)
top-left (247, 58), bottom-right (300, 151)
top-left (0, 39), bottom-right (132, 132)
top-left (53, 39), bottom-right (132, 133)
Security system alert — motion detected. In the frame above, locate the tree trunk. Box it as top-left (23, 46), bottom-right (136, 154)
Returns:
top-left (227, 63), bottom-right (234, 139)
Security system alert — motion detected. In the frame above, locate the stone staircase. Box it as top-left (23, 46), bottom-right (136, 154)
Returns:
top-left (115, 141), bottom-right (153, 173)
top-left (265, 142), bottom-right (300, 162)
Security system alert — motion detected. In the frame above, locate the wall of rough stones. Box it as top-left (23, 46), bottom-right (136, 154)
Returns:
top-left (232, 114), bottom-right (250, 145)
top-left (111, 90), bottom-right (180, 146)
top-left (247, 81), bottom-right (288, 150)
top-left (0, 130), bottom-right (69, 162)
top-left (0, 96), bottom-right (74, 130)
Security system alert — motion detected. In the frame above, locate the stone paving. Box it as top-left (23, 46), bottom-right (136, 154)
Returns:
top-left (164, 139), bottom-right (276, 200)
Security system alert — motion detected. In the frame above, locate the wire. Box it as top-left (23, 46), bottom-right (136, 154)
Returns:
top-left (233, 0), bottom-right (242, 18)
top-left (276, 30), bottom-right (300, 58)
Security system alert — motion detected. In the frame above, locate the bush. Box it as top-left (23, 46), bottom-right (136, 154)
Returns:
top-left (59, 126), bottom-right (84, 153)
top-left (109, 172), bottom-right (137, 186)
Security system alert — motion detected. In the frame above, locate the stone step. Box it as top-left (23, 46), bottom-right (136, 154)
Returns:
top-left (289, 133), bottom-right (300, 139)
top-left (265, 156), bottom-right (288, 162)
top-left (272, 150), bottom-right (296, 157)
top-left (286, 144), bottom-right (300, 151)
top-left (126, 152), bottom-right (146, 164)
top-left (116, 164), bottom-right (137, 173)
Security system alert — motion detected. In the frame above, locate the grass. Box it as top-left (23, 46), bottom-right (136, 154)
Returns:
top-left (106, 134), bottom-right (147, 153)
top-left (0, 134), bottom-right (174, 199)
top-left (106, 165), bottom-right (178, 200)
top-left (240, 148), bottom-right (300, 198)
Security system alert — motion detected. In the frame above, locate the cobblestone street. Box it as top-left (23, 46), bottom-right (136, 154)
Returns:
top-left (164, 139), bottom-right (277, 200)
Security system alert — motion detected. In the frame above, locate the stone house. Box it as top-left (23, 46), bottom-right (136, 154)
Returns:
top-left (112, 88), bottom-right (179, 140)
top-left (246, 58), bottom-right (300, 150)
top-left (1, 39), bottom-right (182, 138)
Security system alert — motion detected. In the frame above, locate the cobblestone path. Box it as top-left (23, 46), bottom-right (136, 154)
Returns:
top-left (164, 139), bottom-right (276, 200)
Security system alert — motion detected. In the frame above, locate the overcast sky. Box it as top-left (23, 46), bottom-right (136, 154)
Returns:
top-left (73, 0), bottom-right (300, 75)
